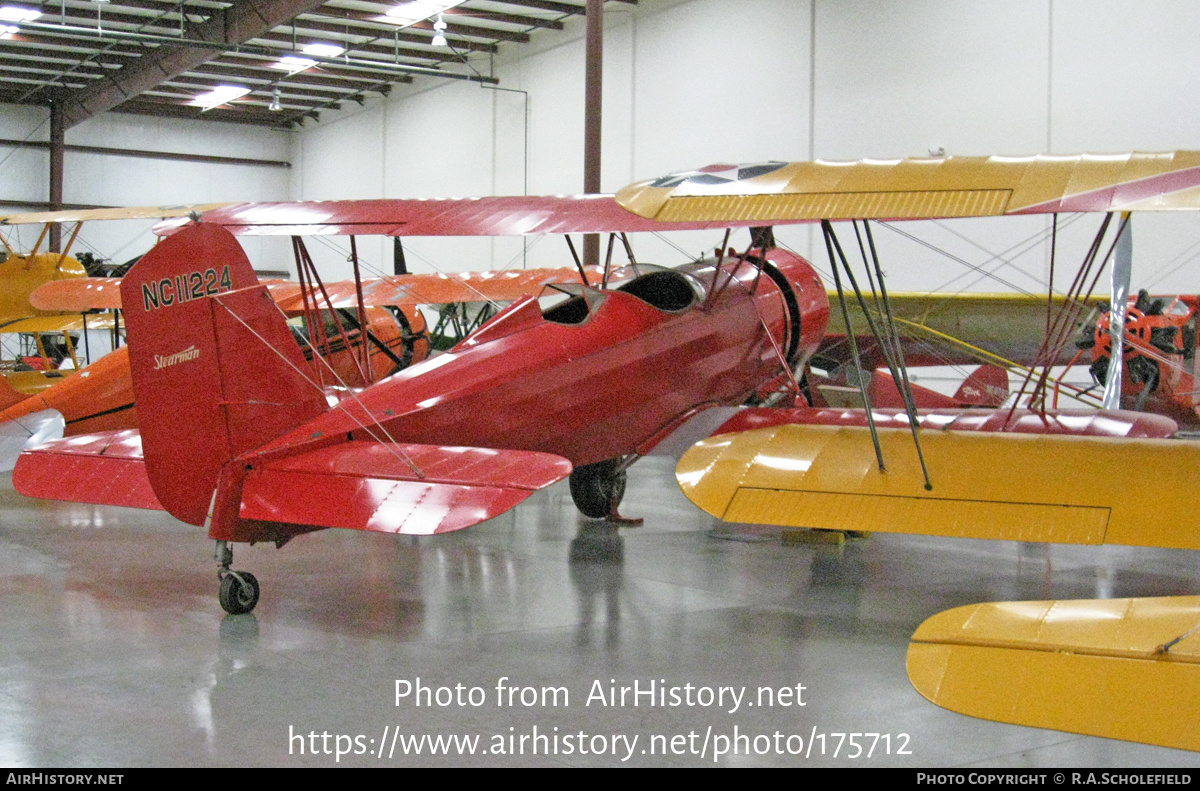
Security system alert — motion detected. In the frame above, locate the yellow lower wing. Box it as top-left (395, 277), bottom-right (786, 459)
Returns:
top-left (676, 424), bottom-right (1200, 549)
top-left (907, 597), bottom-right (1200, 752)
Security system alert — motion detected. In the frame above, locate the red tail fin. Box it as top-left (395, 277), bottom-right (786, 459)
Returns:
top-left (954, 365), bottom-right (1010, 407)
top-left (868, 369), bottom-right (956, 408)
top-left (0, 375), bottom-right (29, 411)
top-left (120, 223), bottom-right (326, 526)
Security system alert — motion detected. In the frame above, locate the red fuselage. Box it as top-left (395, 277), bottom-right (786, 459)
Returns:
top-left (253, 250), bottom-right (829, 469)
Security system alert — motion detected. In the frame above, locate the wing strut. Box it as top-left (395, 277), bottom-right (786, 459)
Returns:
top-left (823, 220), bottom-right (934, 488)
top-left (1102, 213), bottom-right (1133, 409)
top-left (602, 233), bottom-right (616, 288)
top-left (349, 236), bottom-right (372, 381)
top-left (1008, 213), bottom-right (1128, 415)
top-left (291, 235), bottom-right (370, 388)
top-left (822, 220), bottom-right (886, 473)
top-left (856, 219), bottom-right (933, 490)
top-left (618, 233), bottom-right (636, 266)
top-left (563, 235), bottom-right (591, 287)
top-left (703, 229), bottom-right (733, 306)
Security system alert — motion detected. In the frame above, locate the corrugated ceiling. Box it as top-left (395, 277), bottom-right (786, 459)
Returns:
top-left (0, 0), bottom-right (621, 128)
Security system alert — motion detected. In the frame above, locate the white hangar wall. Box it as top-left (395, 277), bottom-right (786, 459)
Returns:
top-left (2, 0), bottom-right (1198, 290)
top-left (291, 0), bottom-right (1200, 297)
top-left (0, 106), bottom-right (292, 272)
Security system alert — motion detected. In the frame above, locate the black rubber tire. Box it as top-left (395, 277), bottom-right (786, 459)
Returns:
top-left (219, 571), bottom-right (260, 615)
top-left (569, 459), bottom-right (627, 519)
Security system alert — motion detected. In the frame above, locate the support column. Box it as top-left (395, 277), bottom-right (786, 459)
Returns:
top-left (48, 101), bottom-right (64, 252)
top-left (582, 0), bottom-right (603, 268)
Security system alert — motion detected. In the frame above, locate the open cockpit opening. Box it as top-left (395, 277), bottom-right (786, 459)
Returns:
top-left (616, 268), bottom-right (702, 313)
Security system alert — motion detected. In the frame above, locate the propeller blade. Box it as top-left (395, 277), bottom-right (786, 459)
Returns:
top-left (1102, 214), bottom-right (1132, 409)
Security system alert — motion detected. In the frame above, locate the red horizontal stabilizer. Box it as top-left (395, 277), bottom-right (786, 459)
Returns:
top-left (13, 430), bottom-right (164, 511)
top-left (239, 441), bottom-right (571, 535)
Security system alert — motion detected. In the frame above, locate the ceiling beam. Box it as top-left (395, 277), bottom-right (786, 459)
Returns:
top-left (252, 29), bottom-right (462, 63)
top-left (491, 0), bottom-right (586, 15)
top-left (58, 0), bottom-right (331, 128)
top-left (405, 16), bottom-right (530, 43)
top-left (0, 137), bottom-right (290, 167)
top-left (167, 74), bottom-right (342, 103)
top-left (0, 199), bottom-right (113, 211)
top-left (305, 7), bottom-right (529, 44)
top-left (0, 53), bottom-right (117, 75)
top-left (249, 33), bottom-right (484, 75)
top-left (111, 97), bottom-right (302, 127)
top-left (201, 58), bottom-right (402, 94)
top-left (0, 30), bottom-right (148, 59)
top-left (0, 57), bottom-right (107, 79)
top-left (0, 68), bottom-right (92, 89)
top-left (288, 12), bottom-right (500, 53)
top-left (445, 5), bottom-right (565, 30)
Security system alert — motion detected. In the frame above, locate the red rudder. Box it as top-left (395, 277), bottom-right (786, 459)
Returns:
top-left (120, 223), bottom-right (326, 526)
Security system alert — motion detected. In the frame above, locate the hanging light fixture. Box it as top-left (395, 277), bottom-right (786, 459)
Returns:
top-left (189, 85), bottom-right (251, 110)
top-left (0, 6), bottom-right (42, 21)
top-left (271, 55), bottom-right (317, 73)
top-left (269, 87), bottom-right (282, 112)
top-left (301, 41), bottom-right (344, 58)
top-left (431, 13), bottom-right (447, 47)
top-left (383, 1), bottom-right (463, 27)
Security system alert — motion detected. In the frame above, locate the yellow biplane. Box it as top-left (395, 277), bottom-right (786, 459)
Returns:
top-left (616, 151), bottom-right (1200, 753)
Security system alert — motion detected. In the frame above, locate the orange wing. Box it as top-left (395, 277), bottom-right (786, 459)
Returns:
top-left (31, 268), bottom-right (604, 312)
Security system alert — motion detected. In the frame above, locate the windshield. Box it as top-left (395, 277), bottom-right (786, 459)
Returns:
top-left (539, 282), bottom-right (607, 325)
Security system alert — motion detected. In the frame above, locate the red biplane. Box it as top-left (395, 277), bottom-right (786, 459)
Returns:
top-left (7, 195), bottom-right (826, 615)
top-left (10, 152), bottom-right (1200, 636)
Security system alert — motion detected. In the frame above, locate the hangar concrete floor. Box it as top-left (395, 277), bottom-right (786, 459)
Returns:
top-left (0, 457), bottom-right (1197, 768)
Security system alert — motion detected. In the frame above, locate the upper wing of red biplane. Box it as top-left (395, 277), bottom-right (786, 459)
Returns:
top-left (1, 194), bottom-right (738, 238)
top-left (178, 194), bottom-right (740, 236)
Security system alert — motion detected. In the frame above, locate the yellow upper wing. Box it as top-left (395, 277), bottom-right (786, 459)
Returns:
top-left (616, 152), bottom-right (1200, 222)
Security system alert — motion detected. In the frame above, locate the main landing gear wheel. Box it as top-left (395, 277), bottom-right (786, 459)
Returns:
top-left (219, 571), bottom-right (260, 615)
top-left (569, 459), bottom-right (642, 525)
top-left (214, 540), bottom-right (260, 615)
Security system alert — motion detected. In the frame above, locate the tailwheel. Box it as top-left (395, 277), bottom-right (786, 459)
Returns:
top-left (218, 571), bottom-right (260, 615)
top-left (214, 540), bottom-right (260, 615)
top-left (569, 458), bottom-right (643, 525)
